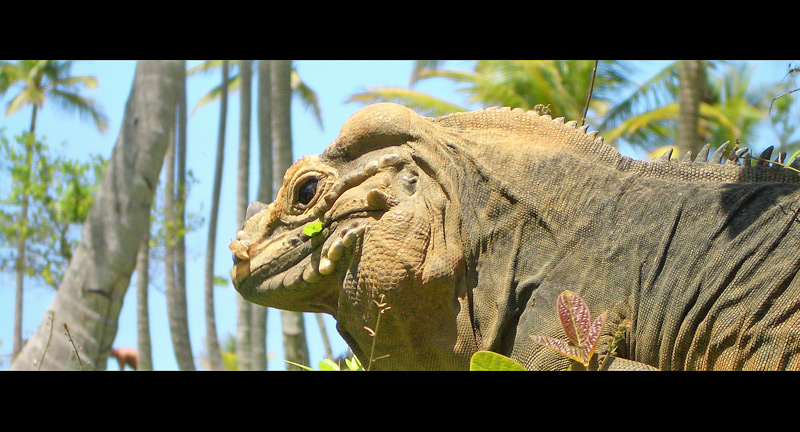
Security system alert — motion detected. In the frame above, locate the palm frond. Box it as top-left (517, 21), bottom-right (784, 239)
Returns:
top-left (347, 87), bottom-right (468, 117)
top-left (191, 73), bottom-right (240, 115)
top-left (187, 60), bottom-right (229, 76)
top-left (409, 60), bottom-right (443, 86)
top-left (49, 88), bottom-right (109, 133)
top-left (291, 70), bottom-right (323, 130)
top-left (601, 103), bottom-right (678, 148)
top-left (4, 89), bottom-right (40, 116)
top-left (600, 61), bottom-right (680, 132)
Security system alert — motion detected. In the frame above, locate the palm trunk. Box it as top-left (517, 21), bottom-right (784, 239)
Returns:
top-left (203, 60), bottom-right (229, 371)
top-left (11, 60), bottom-right (182, 370)
top-left (236, 60), bottom-right (253, 371)
top-left (12, 106), bottom-right (38, 361)
top-left (175, 61), bottom-right (189, 358)
top-left (250, 60), bottom-right (272, 370)
top-left (250, 59), bottom-right (272, 371)
top-left (136, 225), bottom-right (153, 371)
top-left (315, 314), bottom-right (333, 360)
top-left (678, 60), bottom-right (704, 154)
top-left (165, 122), bottom-right (194, 370)
top-left (272, 60), bottom-right (310, 370)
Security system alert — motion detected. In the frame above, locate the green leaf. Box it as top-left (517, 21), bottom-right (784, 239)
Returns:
top-left (469, 351), bottom-right (526, 371)
top-left (303, 221), bottom-right (323, 237)
top-left (345, 355), bottom-right (364, 371)
top-left (317, 359), bottom-right (341, 371)
top-left (285, 360), bottom-right (315, 371)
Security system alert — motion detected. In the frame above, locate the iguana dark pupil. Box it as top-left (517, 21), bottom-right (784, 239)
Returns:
top-left (297, 178), bottom-right (318, 205)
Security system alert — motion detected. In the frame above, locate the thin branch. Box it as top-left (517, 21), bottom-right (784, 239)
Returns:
top-left (37, 311), bottom-right (55, 370)
top-left (581, 60), bottom-right (599, 127)
top-left (63, 323), bottom-right (84, 370)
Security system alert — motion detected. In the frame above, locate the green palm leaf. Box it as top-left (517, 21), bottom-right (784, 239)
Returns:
top-left (348, 87), bottom-right (467, 117)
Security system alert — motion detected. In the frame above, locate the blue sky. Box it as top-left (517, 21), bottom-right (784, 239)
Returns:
top-left (0, 60), bottom-right (797, 370)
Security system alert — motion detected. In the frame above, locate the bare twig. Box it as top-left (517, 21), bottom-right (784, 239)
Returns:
top-left (581, 60), bottom-right (599, 127)
top-left (768, 64), bottom-right (799, 115)
top-left (63, 323), bottom-right (84, 370)
top-left (37, 311), bottom-right (55, 371)
top-left (769, 88), bottom-right (799, 115)
top-left (364, 295), bottom-right (391, 371)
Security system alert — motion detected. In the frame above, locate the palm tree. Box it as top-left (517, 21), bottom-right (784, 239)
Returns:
top-left (348, 60), bottom-right (633, 125)
top-left (677, 60), bottom-right (705, 152)
top-left (0, 60), bottom-right (108, 361)
top-left (273, 60), bottom-right (310, 370)
top-left (602, 61), bottom-right (771, 159)
top-left (11, 60), bottom-right (183, 370)
top-left (236, 60), bottom-right (254, 371)
top-left (250, 59), bottom-right (272, 371)
top-left (136, 224), bottom-right (153, 371)
top-left (164, 65), bottom-right (194, 370)
top-left (203, 60), bottom-right (230, 371)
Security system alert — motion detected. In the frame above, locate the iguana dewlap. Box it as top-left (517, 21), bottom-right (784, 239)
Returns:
top-left (230, 103), bottom-right (800, 371)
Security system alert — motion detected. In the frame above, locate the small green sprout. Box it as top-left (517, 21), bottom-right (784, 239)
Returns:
top-left (303, 221), bottom-right (324, 237)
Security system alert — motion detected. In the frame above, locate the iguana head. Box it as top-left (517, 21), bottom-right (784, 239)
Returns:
top-left (230, 103), bottom-right (474, 369)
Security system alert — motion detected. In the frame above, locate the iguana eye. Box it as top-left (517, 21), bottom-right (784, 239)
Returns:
top-left (297, 177), bottom-right (319, 206)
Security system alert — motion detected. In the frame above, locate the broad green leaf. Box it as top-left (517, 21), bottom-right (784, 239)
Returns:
top-left (469, 351), bottom-right (526, 371)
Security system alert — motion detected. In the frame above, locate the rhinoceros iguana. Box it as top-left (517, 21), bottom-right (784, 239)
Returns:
top-left (229, 102), bottom-right (800, 371)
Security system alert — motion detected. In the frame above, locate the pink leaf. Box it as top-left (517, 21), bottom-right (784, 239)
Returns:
top-left (557, 290), bottom-right (591, 348)
top-left (530, 334), bottom-right (586, 364)
top-left (581, 311), bottom-right (607, 363)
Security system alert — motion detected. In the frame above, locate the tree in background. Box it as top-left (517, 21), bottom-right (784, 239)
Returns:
top-left (250, 59), bottom-right (272, 371)
top-left (0, 60), bottom-right (107, 361)
top-left (191, 60), bottom-right (323, 370)
top-left (272, 60), bottom-right (311, 370)
top-left (11, 60), bottom-right (183, 370)
top-left (601, 61), bottom-right (769, 157)
top-left (201, 60), bottom-right (230, 371)
top-left (768, 65), bottom-right (800, 156)
top-left (348, 60), bottom-right (633, 124)
top-left (236, 60), bottom-right (254, 370)
top-left (163, 61), bottom-right (194, 370)
top-left (135, 222), bottom-right (153, 370)
top-left (0, 133), bottom-right (105, 292)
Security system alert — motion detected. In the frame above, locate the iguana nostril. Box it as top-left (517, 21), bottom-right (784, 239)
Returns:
top-left (245, 201), bottom-right (268, 220)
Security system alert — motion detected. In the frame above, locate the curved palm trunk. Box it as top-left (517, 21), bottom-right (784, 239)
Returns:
top-left (203, 60), bottom-right (229, 371)
top-left (272, 60), bottom-right (310, 370)
top-left (11, 60), bottom-right (182, 370)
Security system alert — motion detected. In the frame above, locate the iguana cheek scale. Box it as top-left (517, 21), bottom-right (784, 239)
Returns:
top-left (230, 102), bottom-right (800, 371)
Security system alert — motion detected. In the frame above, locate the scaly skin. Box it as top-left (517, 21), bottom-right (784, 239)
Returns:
top-left (231, 103), bottom-right (800, 370)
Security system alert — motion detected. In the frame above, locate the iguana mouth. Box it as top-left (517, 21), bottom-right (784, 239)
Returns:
top-left (230, 213), bottom-right (372, 305)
